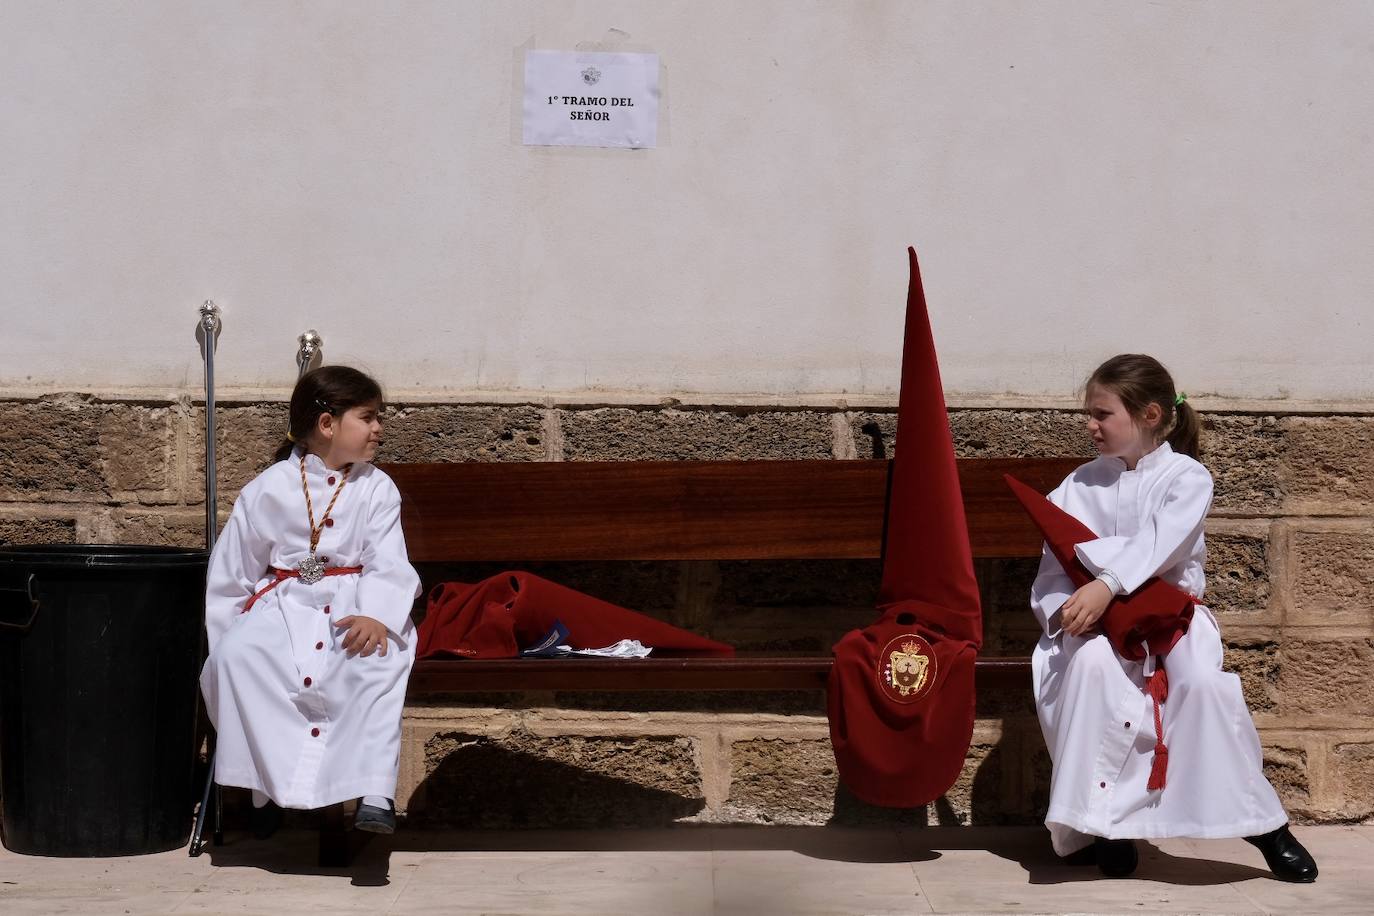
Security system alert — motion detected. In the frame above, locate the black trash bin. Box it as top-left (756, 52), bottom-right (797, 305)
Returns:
top-left (0, 544), bottom-right (207, 856)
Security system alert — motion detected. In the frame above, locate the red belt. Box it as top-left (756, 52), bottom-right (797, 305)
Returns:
top-left (241, 565), bottom-right (363, 614)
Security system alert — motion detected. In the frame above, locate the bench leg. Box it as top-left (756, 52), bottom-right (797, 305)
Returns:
top-left (212, 784), bottom-right (224, 846)
top-left (318, 803), bottom-right (351, 867)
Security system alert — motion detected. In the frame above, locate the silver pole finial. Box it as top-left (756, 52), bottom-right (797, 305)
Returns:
top-left (296, 329), bottom-right (323, 378)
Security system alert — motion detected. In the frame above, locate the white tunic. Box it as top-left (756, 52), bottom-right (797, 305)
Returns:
top-left (200, 451), bottom-right (421, 809)
top-left (1029, 443), bottom-right (1286, 856)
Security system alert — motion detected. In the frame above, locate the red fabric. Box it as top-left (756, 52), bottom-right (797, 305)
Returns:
top-left (416, 571), bottom-right (734, 659)
top-left (827, 247), bottom-right (983, 807)
top-left (1002, 474), bottom-right (1194, 660)
top-left (241, 565), bottom-right (364, 615)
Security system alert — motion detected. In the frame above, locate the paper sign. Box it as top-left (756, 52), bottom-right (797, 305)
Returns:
top-left (523, 51), bottom-right (659, 149)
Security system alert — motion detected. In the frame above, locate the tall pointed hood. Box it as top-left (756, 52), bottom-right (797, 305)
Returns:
top-left (827, 247), bottom-right (983, 808)
top-left (877, 247), bottom-right (982, 635)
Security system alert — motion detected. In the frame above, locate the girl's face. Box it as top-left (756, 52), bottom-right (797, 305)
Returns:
top-left (315, 401), bottom-right (384, 468)
top-left (1085, 385), bottom-right (1159, 468)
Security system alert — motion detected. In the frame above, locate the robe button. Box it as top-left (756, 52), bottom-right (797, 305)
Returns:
top-left (315, 641), bottom-right (324, 650)
top-left (323, 605), bottom-right (331, 614)
top-left (327, 476), bottom-right (336, 485)
top-left (1099, 781), bottom-right (1107, 789)
top-left (325, 518), bottom-right (334, 527)
top-left (1124, 722), bottom-right (1131, 729)
top-left (311, 728), bottom-right (320, 737)
top-left (303, 677), bottom-right (312, 687)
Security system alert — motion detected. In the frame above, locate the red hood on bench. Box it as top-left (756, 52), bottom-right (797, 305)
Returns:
top-left (828, 247), bottom-right (982, 807)
top-left (417, 571), bottom-right (734, 659)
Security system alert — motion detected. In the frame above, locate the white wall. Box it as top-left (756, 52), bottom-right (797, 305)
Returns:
top-left (3, 1), bottom-right (1371, 400)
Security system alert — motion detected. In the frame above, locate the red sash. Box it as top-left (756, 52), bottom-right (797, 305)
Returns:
top-left (241, 565), bottom-right (363, 614)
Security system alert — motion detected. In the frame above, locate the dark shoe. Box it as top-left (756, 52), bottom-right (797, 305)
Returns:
top-left (353, 802), bottom-right (395, 835)
top-left (1061, 844), bottom-right (1097, 867)
top-left (1094, 836), bottom-right (1139, 878)
top-left (251, 800), bottom-right (283, 840)
top-left (1245, 825), bottom-right (1318, 883)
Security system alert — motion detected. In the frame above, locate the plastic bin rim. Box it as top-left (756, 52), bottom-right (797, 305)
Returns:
top-left (0, 544), bottom-right (210, 568)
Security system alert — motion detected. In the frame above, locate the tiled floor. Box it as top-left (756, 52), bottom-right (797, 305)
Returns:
top-left (1, 825), bottom-right (1367, 914)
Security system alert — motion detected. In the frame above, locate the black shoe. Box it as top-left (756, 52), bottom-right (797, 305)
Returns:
top-left (251, 800), bottom-right (283, 840)
top-left (1094, 836), bottom-right (1139, 878)
top-left (1245, 825), bottom-right (1318, 883)
top-left (353, 802), bottom-right (395, 835)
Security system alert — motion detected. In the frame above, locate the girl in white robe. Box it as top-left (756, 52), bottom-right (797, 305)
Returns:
top-left (1029, 354), bottom-right (1316, 881)
top-left (200, 366), bottom-right (421, 832)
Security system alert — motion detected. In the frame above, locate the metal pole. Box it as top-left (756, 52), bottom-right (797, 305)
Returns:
top-left (199, 301), bottom-right (222, 552)
top-left (190, 299), bottom-right (221, 857)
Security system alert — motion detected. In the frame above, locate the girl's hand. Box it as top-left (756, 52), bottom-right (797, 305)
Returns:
top-left (1060, 580), bottom-right (1114, 637)
top-left (335, 615), bottom-right (388, 657)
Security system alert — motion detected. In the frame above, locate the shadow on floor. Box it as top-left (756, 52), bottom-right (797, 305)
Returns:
top-left (204, 829), bottom-right (392, 887)
top-left (201, 823), bottom-right (1273, 889)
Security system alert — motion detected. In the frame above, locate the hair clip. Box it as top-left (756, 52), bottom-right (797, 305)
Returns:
top-left (1174, 391), bottom-right (1188, 406)
top-left (314, 397), bottom-right (333, 413)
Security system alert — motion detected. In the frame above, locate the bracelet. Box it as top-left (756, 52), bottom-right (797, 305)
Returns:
top-left (1095, 569), bottom-right (1124, 596)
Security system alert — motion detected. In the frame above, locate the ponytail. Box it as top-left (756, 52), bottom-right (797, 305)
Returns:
top-left (1167, 399), bottom-right (1201, 460)
top-left (271, 437), bottom-right (296, 464)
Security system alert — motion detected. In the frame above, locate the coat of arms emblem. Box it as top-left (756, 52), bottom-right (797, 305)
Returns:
top-left (582, 66), bottom-right (601, 85)
top-left (877, 633), bottom-right (937, 704)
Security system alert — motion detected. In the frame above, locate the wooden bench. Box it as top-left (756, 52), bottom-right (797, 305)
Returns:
top-left (299, 456), bottom-right (1076, 864)
top-left (389, 456), bottom-right (1080, 694)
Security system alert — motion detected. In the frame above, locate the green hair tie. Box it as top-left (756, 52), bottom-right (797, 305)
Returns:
top-left (1174, 391), bottom-right (1188, 406)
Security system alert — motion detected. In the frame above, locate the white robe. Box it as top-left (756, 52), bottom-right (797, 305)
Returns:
top-left (200, 450), bottom-right (421, 809)
top-left (1029, 442), bottom-right (1287, 856)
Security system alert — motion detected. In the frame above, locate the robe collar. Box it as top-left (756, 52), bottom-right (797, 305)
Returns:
top-left (290, 447), bottom-right (360, 476)
top-left (1105, 440), bottom-right (1174, 474)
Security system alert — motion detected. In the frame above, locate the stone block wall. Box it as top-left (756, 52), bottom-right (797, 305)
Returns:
top-left (2, 393), bottom-right (1371, 827)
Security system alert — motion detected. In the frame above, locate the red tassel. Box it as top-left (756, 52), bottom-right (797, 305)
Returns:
top-left (1146, 663), bottom-right (1169, 790)
top-left (1147, 742), bottom-right (1169, 791)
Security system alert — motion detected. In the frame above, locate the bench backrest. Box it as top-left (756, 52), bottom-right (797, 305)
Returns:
top-left (381, 457), bottom-right (1080, 563)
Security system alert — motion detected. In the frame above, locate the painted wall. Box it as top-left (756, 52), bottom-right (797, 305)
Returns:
top-left (3, 1), bottom-right (1371, 400)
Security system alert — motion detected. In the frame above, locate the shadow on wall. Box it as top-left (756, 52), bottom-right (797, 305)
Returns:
top-left (827, 727), bottom-right (1048, 830)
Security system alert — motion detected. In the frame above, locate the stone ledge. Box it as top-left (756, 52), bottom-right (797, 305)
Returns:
top-left (7, 384), bottom-right (1374, 414)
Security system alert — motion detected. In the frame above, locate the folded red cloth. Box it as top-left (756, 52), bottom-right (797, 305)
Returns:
top-left (1002, 474), bottom-right (1194, 660)
top-left (416, 570), bottom-right (734, 659)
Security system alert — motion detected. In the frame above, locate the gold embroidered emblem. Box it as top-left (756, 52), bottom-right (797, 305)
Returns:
top-left (877, 633), bottom-right (937, 704)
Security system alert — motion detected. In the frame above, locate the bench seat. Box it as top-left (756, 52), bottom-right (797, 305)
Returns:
top-left (386, 456), bottom-right (1079, 696)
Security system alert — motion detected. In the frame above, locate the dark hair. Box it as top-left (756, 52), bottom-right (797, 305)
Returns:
top-left (271, 365), bottom-right (385, 464)
top-left (1085, 354), bottom-right (1200, 460)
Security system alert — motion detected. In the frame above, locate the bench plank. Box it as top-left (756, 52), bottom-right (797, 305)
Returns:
top-left (407, 655), bottom-right (1032, 693)
top-left (382, 457), bottom-right (1079, 562)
